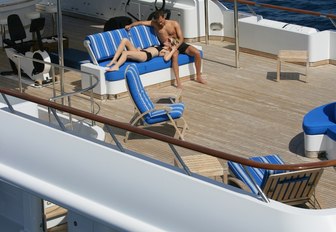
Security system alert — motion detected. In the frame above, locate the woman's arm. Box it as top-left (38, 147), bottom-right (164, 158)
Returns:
top-left (162, 47), bottom-right (177, 62)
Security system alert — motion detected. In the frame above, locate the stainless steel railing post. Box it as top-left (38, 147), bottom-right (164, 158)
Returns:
top-left (16, 56), bottom-right (23, 92)
top-left (56, 0), bottom-right (65, 105)
top-left (243, 165), bottom-right (270, 203)
top-left (234, 0), bottom-right (240, 68)
top-left (204, 0), bottom-right (209, 45)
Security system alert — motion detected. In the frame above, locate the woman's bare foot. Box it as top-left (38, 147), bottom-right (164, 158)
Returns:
top-left (106, 61), bottom-right (116, 67)
top-left (106, 66), bottom-right (119, 72)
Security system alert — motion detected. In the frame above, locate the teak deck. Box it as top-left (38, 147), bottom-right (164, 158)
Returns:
top-left (1, 14), bottom-right (336, 231)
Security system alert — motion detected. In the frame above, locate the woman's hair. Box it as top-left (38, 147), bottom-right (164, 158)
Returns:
top-left (168, 37), bottom-right (179, 46)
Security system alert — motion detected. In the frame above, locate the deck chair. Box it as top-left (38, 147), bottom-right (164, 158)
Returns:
top-left (228, 154), bottom-right (323, 208)
top-left (124, 64), bottom-right (188, 141)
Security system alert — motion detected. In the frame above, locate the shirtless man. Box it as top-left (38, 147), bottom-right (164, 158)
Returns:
top-left (125, 10), bottom-right (206, 88)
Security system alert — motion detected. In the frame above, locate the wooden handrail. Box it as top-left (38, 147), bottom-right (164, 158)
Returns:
top-left (225, 0), bottom-right (336, 19)
top-left (2, 87), bottom-right (336, 171)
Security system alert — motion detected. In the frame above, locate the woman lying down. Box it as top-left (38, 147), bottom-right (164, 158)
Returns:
top-left (106, 37), bottom-right (179, 72)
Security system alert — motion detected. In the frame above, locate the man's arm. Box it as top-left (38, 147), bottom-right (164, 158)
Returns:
top-left (174, 21), bottom-right (184, 47)
top-left (125, 20), bottom-right (152, 30)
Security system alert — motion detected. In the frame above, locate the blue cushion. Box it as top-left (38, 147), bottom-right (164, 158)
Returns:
top-left (249, 155), bottom-right (286, 189)
top-left (146, 103), bottom-right (185, 124)
top-left (128, 25), bottom-right (161, 49)
top-left (228, 154), bottom-right (285, 194)
top-left (102, 52), bottom-right (202, 81)
top-left (302, 102), bottom-right (336, 135)
top-left (327, 126), bottom-right (336, 141)
top-left (50, 48), bottom-right (90, 69)
top-left (86, 29), bottom-right (129, 62)
top-left (125, 64), bottom-right (154, 116)
top-left (125, 64), bottom-right (184, 124)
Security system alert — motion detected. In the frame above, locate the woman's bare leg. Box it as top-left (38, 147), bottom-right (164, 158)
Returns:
top-left (106, 51), bottom-right (147, 72)
top-left (106, 38), bottom-right (137, 67)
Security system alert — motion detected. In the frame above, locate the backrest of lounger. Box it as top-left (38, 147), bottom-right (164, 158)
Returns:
top-left (85, 28), bottom-right (129, 62)
top-left (250, 155), bottom-right (286, 189)
top-left (228, 154), bottom-right (285, 194)
top-left (125, 64), bottom-right (154, 119)
top-left (262, 168), bottom-right (323, 205)
top-left (129, 25), bottom-right (161, 49)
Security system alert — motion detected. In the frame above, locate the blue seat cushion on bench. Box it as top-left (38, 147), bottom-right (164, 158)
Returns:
top-left (86, 28), bottom-right (129, 62)
top-left (102, 51), bottom-right (202, 81)
top-left (228, 154), bottom-right (285, 194)
top-left (326, 125), bottom-right (336, 141)
top-left (50, 48), bottom-right (90, 69)
top-left (302, 102), bottom-right (336, 135)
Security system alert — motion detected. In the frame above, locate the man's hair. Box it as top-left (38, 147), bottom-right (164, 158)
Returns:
top-left (153, 10), bottom-right (165, 20)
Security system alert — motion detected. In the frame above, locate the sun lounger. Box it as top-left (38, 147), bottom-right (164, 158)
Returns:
top-left (228, 154), bottom-right (323, 208)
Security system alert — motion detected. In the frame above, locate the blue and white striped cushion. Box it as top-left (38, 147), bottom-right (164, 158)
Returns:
top-left (125, 64), bottom-right (154, 114)
top-left (125, 64), bottom-right (184, 125)
top-left (129, 25), bottom-right (161, 49)
top-left (86, 29), bottom-right (129, 62)
top-left (228, 154), bottom-right (285, 194)
top-left (146, 103), bottom-right (185, 124)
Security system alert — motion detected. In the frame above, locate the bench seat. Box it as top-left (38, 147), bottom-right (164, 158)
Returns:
top-left (50, 48), bottom-right (90, 70)
top-left (101, 53), bottom-right (198, 82)
top-left (81, 25), bottom-right (201, 99)
top-left (303, 102), bottom-right (336, 135)
top-left (303, 102), bottom-right (336, 158)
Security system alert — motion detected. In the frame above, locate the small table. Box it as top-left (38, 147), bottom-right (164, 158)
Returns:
top-left (174, 154), bottom-right (226, 183)
top-left (277, 50), bottom-right (309, 82)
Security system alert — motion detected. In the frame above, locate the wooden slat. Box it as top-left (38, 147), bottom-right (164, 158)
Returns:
top-left (45, 205), bottom-right (67, 220)
top-left (263, 169), bottom-right (323, 205)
